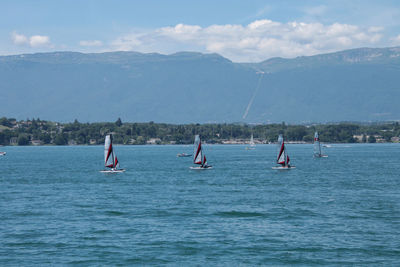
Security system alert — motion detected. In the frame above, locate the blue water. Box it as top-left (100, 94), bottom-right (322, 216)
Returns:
top-left (1, 144), bottom-right (399, 265)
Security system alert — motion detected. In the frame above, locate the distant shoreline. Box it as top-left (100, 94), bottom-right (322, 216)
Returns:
top-left (2, 142), bottom-right (398, 148)
top-left (0, 117), bottom-right (399, 146)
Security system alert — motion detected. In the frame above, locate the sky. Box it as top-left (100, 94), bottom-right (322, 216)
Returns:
top-left (1, 0), bottom-right (400, 62)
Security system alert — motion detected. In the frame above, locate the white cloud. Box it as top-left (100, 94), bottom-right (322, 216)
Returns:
top-left (29, 35), bottom-right (50, 47)
top-left (391, 34), bottom-right (400, 45)
top-left (79, 40), bottom-right (103, 47)
top-left (11, 32), bottom-right (28, 45)
top-left (108, 19), bottom-right (385, 62)
top-left (111, 34), bottom-right (143, 51)
top-left (11, 32), bottom-right (51, 48)
top-left (368, 26), bottom-right (384, 33)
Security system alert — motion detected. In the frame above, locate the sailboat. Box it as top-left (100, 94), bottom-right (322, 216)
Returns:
top-left (190, 135), bottom-right (212, 169)
top-left (245, 133), bottom-right (256, 150)
top-left (272, 134), bottom-right (295, 169)
top-left (100, 134), bottom-right (125, 173)
top-left (314, 131), bottom-right (328, 158)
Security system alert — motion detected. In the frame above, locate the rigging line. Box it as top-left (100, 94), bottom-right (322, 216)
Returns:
top-left (242, 72), bottom-right (264, 120)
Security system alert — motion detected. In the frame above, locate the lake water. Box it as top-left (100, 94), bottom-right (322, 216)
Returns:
top-left (1, 144), bottom-right (399, 265)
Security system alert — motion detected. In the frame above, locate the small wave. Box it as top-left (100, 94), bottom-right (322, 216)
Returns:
top-left (14, 211), bottom-right (47, 217)
top-left (104, 210), bottom-right (127, 216)
top-left (92, 229), bottom-right (111, 234)
top-left (215, 211), bottom-right (265, 218)
top-left (6, 241), bottom-right (48, 247)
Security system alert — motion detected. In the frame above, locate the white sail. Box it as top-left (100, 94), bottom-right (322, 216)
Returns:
top-left (250, 134), bottom-right (255, 146)
top-left (101, 134), bottom-right (125, 173)
top-left (314, 131), bottom-right (322, 157)
top-left (104, 134), bottom-right (115, 168)
top-left (193, 135), bottom-right (203, 165)
top-left (277, 134), bottom-right (289, 166)
top-left (203, 155), bottom-right (207, 166)
top-left (277, 147), bottom-right (285, 164)
top-left (192, 134), bottom-right (211, 168)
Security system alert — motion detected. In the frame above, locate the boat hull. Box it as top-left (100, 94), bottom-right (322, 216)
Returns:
top-left (0, 152), bottom-right (6, 156)
top-left (177, 153), bottom-right (192, 157)
top-left (100, 169), bottom-right (126, 173)
top-left (272, 166), bottom-right (296, 170)
top-left (190, 166), bottom-right (213, 170)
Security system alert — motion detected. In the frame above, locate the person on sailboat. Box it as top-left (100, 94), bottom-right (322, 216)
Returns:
top-left (200, 155), bottom-right (211, 169)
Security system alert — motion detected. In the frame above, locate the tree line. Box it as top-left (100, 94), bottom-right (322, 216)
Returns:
top-left (0, 117), bottom-right (399, 146)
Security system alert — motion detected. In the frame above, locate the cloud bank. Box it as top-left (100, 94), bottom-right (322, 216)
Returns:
top-left (12, 32), bottom-right (51, 48)
top-left (79, 40), bottom-right (103, 47)
top-left (111, 19), bottom-right (384, 62)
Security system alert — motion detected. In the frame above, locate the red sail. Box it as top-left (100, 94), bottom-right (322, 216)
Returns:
top-left (277, 143), bottom-right (285, 165)
top-left (105, 143), bottom-right (113, 167)
top-left (114, 156), bottom-right (118, 168)
top-left (194, 143), bottom-right (202, 164)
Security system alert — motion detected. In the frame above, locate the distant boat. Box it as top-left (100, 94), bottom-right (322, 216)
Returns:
top-left (177, 153), bottom-right (192, 157)
top-left (0, 152), bottom-right (6, 156)
top-left (314, 131), bottom-right (328, 158)
top-left (190, 135), bottom-right (212, 169)
top-left (246, 133), bottom-right (256, 150)
top-left (100, 134), bottom-right (125, 173)
top-left (272, 134), bottom-right (295, 169)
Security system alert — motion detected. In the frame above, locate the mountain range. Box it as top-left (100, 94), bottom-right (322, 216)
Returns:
top-left (1, 47), bottom-right (400, 123)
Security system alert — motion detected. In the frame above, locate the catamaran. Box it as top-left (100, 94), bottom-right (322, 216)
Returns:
top-left (272, 134), bottom-right (295, 169)
top-left (190, 135), bottom-right (212, 169)
top-left (246, 133), bottom-right (256, 150)
top-left (314, 131), bottom-right (328, 158)
top-left (100, 134), bottom-right (125, 173)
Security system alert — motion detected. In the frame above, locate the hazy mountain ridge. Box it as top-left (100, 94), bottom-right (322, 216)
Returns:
top-left (0, 51), bottom-right (231, 65)
top-left (252, 47), bottom-right (400, 73)
top-left (1, 47), bottom-right (399, 123)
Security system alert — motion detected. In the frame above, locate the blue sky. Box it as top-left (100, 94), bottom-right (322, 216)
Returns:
top-left (1, 0), bottom-right (400, 62)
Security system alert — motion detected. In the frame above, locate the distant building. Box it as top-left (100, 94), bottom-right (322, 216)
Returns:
top-left (222, 139), bottom-right (244, 144)
top-left (89, 139), bottom-right (97, 145)
top-left (31, 140), bottom-right (43, 146)
top-left (68, 140), bottom-right (77, 146)
top-left (374, 135), bottom-right (385, 143)
top-left (391, 136), bottom-right (400, 142)
top-left (147, 138), bottom-right (161, 144)
top-left (9, 137), bottom-right (17, 145)
top-left (354, 134), bottom-right (385, 143)
top-left (353, 135), bottom-right (364, 142)
top-left (129, 138), bottom-right (136, 144)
